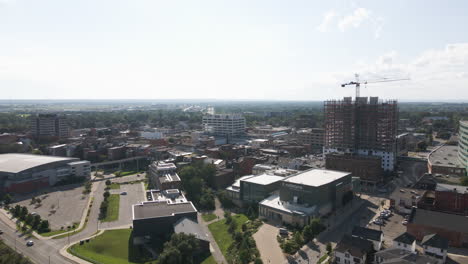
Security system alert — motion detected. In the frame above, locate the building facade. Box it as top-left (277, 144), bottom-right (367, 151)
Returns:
top-left (324, 97), bottom-right (398, 171)
top-left (458, 120), bottom-right (468, 174)
top-left (0, 154), bottom-right (90, 193)
top-left (202, 113), bottom-right (246, 137)
top-left (30, 114), bottom-right (69, 138)
top-left (148, 161), bottom-right (182, 190)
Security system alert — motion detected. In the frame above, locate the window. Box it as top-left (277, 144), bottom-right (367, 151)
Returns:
top-left (403, 244), bottom-right (407, 248)
top-left (336, 257), bottom-right (340, 262)
top-left (345, 253), bottom-right (350, 258)
top-left (345, 260), bottom-right (350, 264)
top-left (353, 257), bottom-right (361, 263)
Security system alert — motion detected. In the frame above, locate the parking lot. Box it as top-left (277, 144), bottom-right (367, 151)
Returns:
top-left (98, 182), bottom-right (145, 229)
top-left (12, 184), bottom-right (88, 230)
top-left (366, 209), bottom-right (407, 245)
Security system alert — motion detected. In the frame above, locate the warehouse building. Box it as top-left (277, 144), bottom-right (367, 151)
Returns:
top-left (259, 169), bottom-right (352, 226)
top-left (0, 153), bottom-right (90, 193)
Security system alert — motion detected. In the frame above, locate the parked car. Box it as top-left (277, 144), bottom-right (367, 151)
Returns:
top-left (402, 220), bottom-right (408, 225)
top-left (120, 191), bottom-right (127, 195)
top-left (0, 229), bottom-right (3, 235)
top-left (373, 219), bottom-right (384, 225)
top-left (26, 240), bottom-right (34, 246)
top-left (279, 228), bottom-right (288, 236)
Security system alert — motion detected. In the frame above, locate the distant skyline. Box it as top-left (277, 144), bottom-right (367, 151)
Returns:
top-left (1, 0), bottom-right (468, 101)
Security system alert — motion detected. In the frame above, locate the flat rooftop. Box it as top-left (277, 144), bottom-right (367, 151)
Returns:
top-left (260, 194), bottom-right (317, 215)
top-left (0, 154), bottom-right (78, 174)
top-left (282, 169), bottom-right (350, 187)
top-left (436, 183), bottom-right (468, 194)
top-left (410, 208), bottom-right (468, 233)
top-left (133, 201), bottom-right (196, 220)
top-left (429, 145), bottom-right (462, 168)
top-left (242, 173), bottom-right (284, 185)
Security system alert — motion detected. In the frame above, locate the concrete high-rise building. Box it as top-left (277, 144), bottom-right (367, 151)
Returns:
top-left (202, 113), bottom-right (246, 137)
top-left (30, 114), bottom-right (69, 138)
top-left (458, 120), bottom-right (468, 174)
top-left (324, 97), bottom-right (398, 171)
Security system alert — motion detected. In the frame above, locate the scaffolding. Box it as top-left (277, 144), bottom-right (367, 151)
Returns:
top-left (324, 97), bottom-right (398, 153)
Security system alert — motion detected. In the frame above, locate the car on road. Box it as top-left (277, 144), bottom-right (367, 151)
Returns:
top-left (26, 240), bottom-right (34, 246)
top-left (0, 229), bottom-right (3, 234)
top-left (120, 191), bottom-right (127, 195)
top-left (402, 220), bottom-right (408, 225)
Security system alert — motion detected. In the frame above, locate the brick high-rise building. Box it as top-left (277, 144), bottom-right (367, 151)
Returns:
top-left (30, 113), bottom-right (69, 138)
top-left (324, 97), bottom-right (398, 171)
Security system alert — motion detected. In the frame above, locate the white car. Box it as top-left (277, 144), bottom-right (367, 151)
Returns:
top-left (26, 240), bottom-right (34, 246)
top-left (402, 220), bottom-right (408, 225)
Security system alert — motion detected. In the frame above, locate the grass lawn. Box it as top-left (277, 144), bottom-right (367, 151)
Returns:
top-left (70, 229), bottom-right (153, 264)
top-left (202, 213), bottom-right (217, 222)
top-left (109, 183), bottom-right (120, 189)
top-left (200, 255), bottom-right (217, 264)
top-left (102, 194), bottom-right (120, 222)
top-left (208, 214), bottom-right (248, 257)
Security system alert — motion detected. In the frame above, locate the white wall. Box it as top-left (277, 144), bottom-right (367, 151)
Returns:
top-left (393, 241), bottom-right (416, 253)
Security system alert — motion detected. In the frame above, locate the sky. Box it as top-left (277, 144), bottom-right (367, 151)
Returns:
top-left (1, 0), bottom-right (468, 101)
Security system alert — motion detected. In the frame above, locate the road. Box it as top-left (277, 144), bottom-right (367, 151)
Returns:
top-left (0, 177), bottom-right (107, 264)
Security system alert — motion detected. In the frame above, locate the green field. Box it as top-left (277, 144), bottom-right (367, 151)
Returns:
top-left (109, 183), bottom-right (120, 189)
top-left (201, 255), bottom-right (217, 264)
top-left (202, 213), bottom-right (217, 222)
top-left (208, 214), bottom-right (248, 257)
top-left (102, 194), bottom-right (120, 222)
top-left (70, 229), bottom-right (153, 264)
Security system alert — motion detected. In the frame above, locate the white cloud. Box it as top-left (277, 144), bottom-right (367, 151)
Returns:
top-left (338, 8), bottom-right (370, 31)
top-left (338, 44), bottom-right (468, 100)
top-left (317, 10), bottom-right (338, 32)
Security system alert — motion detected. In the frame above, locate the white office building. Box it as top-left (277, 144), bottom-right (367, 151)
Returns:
top-left (202, 113), bottom-right (246, 136)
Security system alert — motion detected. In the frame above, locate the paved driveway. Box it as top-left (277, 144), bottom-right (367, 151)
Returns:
top-left (99, 182), bottom-right (145, 229)
top-left (253, 223), bottom-right (286, 264)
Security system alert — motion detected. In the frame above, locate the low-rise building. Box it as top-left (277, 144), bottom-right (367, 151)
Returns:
top-left (334, 235), bottom-right (374, 264)
top-left (132, 189), bottom-right (198, 242)
top-left (407, 208), bottom-right (468, 248)
top-left (389, 188), bottom-right (423, 214)
top-left (351, 226), bottom-right (384, 251)
top-left (0, 154), bottom-right (90, 193)
top-left (393, 232), bottom-right (417, 253)
top-left (325, 153), bottom-right (383, 190)
top-left (428, 145), bottom-right (466, 177)
top-left (259, 169), bottom-right (352, 226)
top-left (421, 233), bottom-right (449, 263)
top-left (148, 161), bottom-right (182, 190)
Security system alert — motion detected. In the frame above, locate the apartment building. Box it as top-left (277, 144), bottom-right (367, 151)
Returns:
top-left (30, 113), bottom-right (69, 138)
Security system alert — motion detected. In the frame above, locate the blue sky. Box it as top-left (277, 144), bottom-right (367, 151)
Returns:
top-left (1, 0), bottom-right (468, 101)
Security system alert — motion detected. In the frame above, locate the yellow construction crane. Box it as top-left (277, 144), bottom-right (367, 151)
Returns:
top-left (341, 73), bottom-right (410, 98)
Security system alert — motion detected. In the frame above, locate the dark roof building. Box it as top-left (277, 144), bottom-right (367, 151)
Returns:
top-left (352, 226), bottom-right (384, 250)
top-left (422, 234), bottom-right (449, 250)
top-left (374, 248), bottom-right (439, 264)
top-left (334, 235), bottom-right (374, 264)
top-left (407, 208), bottom-right (468, 248)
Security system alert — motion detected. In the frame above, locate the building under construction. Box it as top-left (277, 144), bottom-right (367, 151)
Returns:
top-left (324, 96), bottom-right (398, 171)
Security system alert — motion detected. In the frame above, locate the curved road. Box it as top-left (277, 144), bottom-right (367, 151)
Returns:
top-left (0, 178), bottom-right (105, 264)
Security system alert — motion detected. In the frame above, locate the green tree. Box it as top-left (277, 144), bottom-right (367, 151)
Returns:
top-left (103, 191), bottom-right (110, 199)
top-left (326, 242), bottom-right (332, 254)
top-left (460, 176), bottom-right (468, 186)
top-left (302, 224), bottom-right (314, 243)
top-left (159, 233), bottom-right (201, 264)
top-left (105, 179), bottom-right (111, 186)
top-left (39, 220), bottom-right (50, 232)
top-left (228, 219), bottom-right (237, 234)
top-left (19, 206), bottom-right (28, 220)
top-left (3, 194), bottom-right (12, 205)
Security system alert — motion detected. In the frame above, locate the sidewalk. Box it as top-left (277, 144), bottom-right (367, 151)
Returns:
top-left (60, 230), bottom-right (105, 264)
